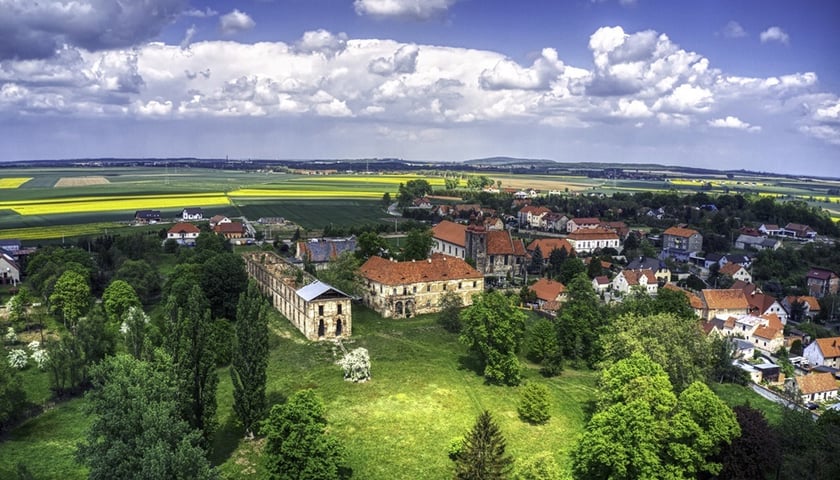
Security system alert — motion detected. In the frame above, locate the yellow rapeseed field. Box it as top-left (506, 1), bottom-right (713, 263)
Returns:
top-left (228, 189), bottom-right (384, 199)
top-left (1, 193), bottom-right (230, 216)
top-left (0, 177), bottom-right (32, 188)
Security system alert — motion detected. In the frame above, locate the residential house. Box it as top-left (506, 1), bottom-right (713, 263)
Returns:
top-left (662, 284), bottom-right (704, 318)
top-left (804, 337), bottom-right (840, 369)
top-left (735, 234), bottom-right (781, 251)
top-left (525, 238), bottom-right (575, 265)
top-left (720, 254), bottom-right (752, 269)
top-left (166, 222), bottom-right (201, 246)
top-left (731, 280), bottom-right (759, 296)
top-left (612, 269), bottom-right (658, 295)
top-left (431, 220), bottom-right (467, 259)
top-left (0, 251), bottom-right (21, 285)
top-left (600, 221), bottom-right (629, 239)
top-left (529, 278), bottom-right (567, 312)
top-left (783, 222), bottom-right (817, 240)
top-left (243, 251), bottom-right (351, 340)
top-left (566, 229), bottom-right (620, 254)
top-left (746, 292), bottom-right (788, 324)
top-left (796, 373), bottom-right (839, 403)
top-left (701, 289), bottom-right (750, 320)
top-left (209, 215), bottom-right (231, 228)
top-left (782, 296), bottom-right (821, 321)
top-left (181, 207), bottom-right (204, 221)
top-left (359, 254), bottom-right (483, 318)
top-left (465, 224), bottom-right (527, 280)
top-left (701, 316), bottom-right (737, 338)
top-left (410, 197), bottom-right (433, 209)
top-left (482, 216), bottom-right (505, 231)
top-left (661, 226), bottom-right (703, 261)
top-left (517, 205), bottom-right (552, 229)
top-left (720, 262), bottom-right (752, 284)
top-left (0, 239), bottom-right (21, 255)
top-left (541, 212), bottom-right (569, 232)
top-left (806, 267), bottom-right (840, 298)
top-left (134, 210), bottom-right (161, 224)
top-left (625, 256), bottom-right (670, 284)
top-left (214, 222), bottom-right (245, 239)
top-left (592, 276), bottom-right (611, 294)
top-left (296, 237), bottom-right (357, 270)
top-left (751, 313), bottom-right (785, 353)
top-left (566, 217), bottom-right (601, 233)
top-left (758, 224), bottom-right (782, 236)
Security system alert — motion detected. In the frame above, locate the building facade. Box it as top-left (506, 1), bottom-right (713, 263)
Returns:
top-left (661, 226), bottom-right (703, 261)
top-left (566, 229), bottom-right (620, 254)
top-left (243, 251), bottom-right (351, 340)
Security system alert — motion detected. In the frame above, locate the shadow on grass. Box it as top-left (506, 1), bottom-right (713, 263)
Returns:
top-left (266, 390), bottom-right (287, 409)
top-left (457, 354), bottom-right (483, 377)
top-left (210, 416), bottom-right (243, 467)
top-left (580, 399), bottom-right (598, 423)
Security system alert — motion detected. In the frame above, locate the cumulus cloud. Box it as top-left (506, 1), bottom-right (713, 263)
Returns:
top-left (479, 48), bottom-right (566, 91)
top-left (295, 30), bottom-right (348, 56)
top-left (219, 9), bottom-right (255, 35)
top-left (354, 0), bottom-right (458, 19)
top-left (800, 97), bottom-right (840, 145)
top-left (0, 0), bottom-right (187, 60)
top-left (183, 7), bottom-right (218, 17)
top-left (708, 116), bottom-right (760, 131)
top-left (721, 21), bottom-right (747, 38)
top-left (760, 26), bottom-right (789, 44)
top-left (369, 44), bottom-right (420, 75)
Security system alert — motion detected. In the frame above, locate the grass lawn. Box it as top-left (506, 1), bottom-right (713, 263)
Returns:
top-left (710, 382), bottom-right (784, 425)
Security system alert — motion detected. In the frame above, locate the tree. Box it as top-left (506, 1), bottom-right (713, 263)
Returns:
top-left (402, 228), bottom-right (433, 261)
top-left (517, 382), bottom-right (551, 424)
top-left (114, 259), bottom-right (161, 305)
top-left (558, 257), bottom-right (585, 284)
top-left (452, 410), bottom-right (513, 480)
top-left (460, 291), bottom-right (527, 386)
top-left (381, 191), bottom-right (392, 208)
top-left (356, 231), bottom-right (389, 261)
top-left (75, 306), bottom-right (117, 379)
top-left (317, 252), bottom-right (363, 297)
top-left (512, 452), bottom-right (562, 480)
top-left (529, 246), bottom-right (543, 274)
top-left (7, 288), bottom-right (31, 330)
top-left (77, 354), bottom-right (216, 480)
top-left (571, 353), bottom-right (739, 480)
top-left (165, 285), bottom-right (219, 440)
top-left (709, 336), bottom-right (748, 385)
top-left (49, 270), bottom-right (91, 329)
top-left (717, 405), bottom-right (779, 480)
top-left (586, 257), bottom-right (602, 279)
top-left (397, 179), bottom-right (432, 207)
top-left (0, 360), bottom-right (26, 430)
top-left (122, 306), bottom-right (150, 360)
top-left (102, 279), bottom-right (141, 324)
top-left (200, 252), bottom-right (247, 320)
top-left (556, 273), bottom-right (605, 366)
top-left (600, 312), bottom-right (710, 392)
top-left (547, 247), bottom-right (567, 278)
top-left (338, 347), bottom-right (371, 382)
top-left (262, 389), bottom-right (349, 480)
top-left (231, 282), bottom-right (270, 438)
top-left (438, 291), bottom-right (464, 333)
top-left (524, 319), bottom-right (559, 366)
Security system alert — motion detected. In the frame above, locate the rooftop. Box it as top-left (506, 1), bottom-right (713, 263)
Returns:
top-left (663, 226), bottom-right (700, 238)
top-left (702, 289), bottom-right (750, 310)
top-left (432, 220), bottom-right (467, 247)
top-left (360, 253), bottom-right (482, 285)
top-left (814, 337), bottom-right (840, 359)
top-left (529, 278), bottom-right (566, 302)
top-left (796, 372), bottom-right (838, 395)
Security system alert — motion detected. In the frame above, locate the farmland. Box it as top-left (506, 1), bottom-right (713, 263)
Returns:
top-left (0, 177), bottom-right (31, 189)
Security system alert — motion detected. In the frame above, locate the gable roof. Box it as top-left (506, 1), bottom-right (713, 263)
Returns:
top-left (814, 337), bottom-right (840, 359)
top-left (570, 217), bottom-right (600, 225)
top-left (526, 238), bottom-right (574, 256)
top-left (626, 256), bottom-right (665, 271)
top-left (209, 214), bottom-right (229, 224)
top-left (486, 230), bottom-right (526, 256)
top-left (663, 226), bottom-right (700, 238)
top-left (214, 222), bottom-right (244, 234)
top-left (807, 267), bottom-right (838, 281)
top-left (662, 284), bottom-right (704, 309)
top-left (182, 207), bottom-right (203, 214)
top-left (360, 253), bottom-right (482, 285)
top-left (567, 228), bottom-right (619, 241)
top-left (796, 372), bottom-right (838, 395)
top-left (519, 205), bottom-right (552, 215)
top-left (720, 262), bottom-right (746, 277)
top-left (168, 222), bottom-right (201, 234)
top-left (432, 220), bottom-right (467, 247)
top-left (754, 313), bottom-right (783, 340)
top-left (619, 269), bottom-right (656, 286)
top-left (529, 278), bottom-right (566, 302)
top-left (296, 280), bottom-right (350, 301)
top-left (702, 289), bottom-right (749, 310)
top-left (135, 209), bottom-right (160, 218)
top-left (731, 280), bottom-right (758, 295)
top-left (593, 275), bottom-right (610, 286)
top-left (746, 292), bottom-right (780, 314)
top-left (785, 295), bottom-right (820, 311)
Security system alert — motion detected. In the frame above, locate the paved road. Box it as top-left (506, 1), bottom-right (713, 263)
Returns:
top-left (750, 383), bottom-right (818, 419)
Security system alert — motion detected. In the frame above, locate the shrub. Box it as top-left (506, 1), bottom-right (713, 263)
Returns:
top-left (339, 347), bottom-right (371, 382)
top-left (513, 452), bottom-right (563, 480)
top-left (4, 327), bottom-right (17, 344)
top-left (7, 349), bottom-right (28, 369)
top-left (27, 340), bottom-right (40, 352)
top-left (517, 382), bottom-right (551, 424)
top-left (31, 349), bottom-right (50, 370)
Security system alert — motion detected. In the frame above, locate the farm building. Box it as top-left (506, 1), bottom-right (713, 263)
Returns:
top-left (214, 222), bottom-right (245, 239)
top-left (243, 251), bottom-right (351, 340)
top-left (359, 254), bottom-right (483, 319)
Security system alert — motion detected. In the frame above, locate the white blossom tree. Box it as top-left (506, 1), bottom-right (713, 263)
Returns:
top-left (339, 347), bottom-right (370, 382)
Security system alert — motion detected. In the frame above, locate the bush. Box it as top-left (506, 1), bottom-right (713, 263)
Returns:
top-left (339, 347), bottom-right (371, 382)
top-left (7, 349), bottom-right (28, 370)
top-left (517, 382), bottom-right (551, 424)
top-left (513, 452), bottom-right (563, 480)
top-left (31, 349), bottom-right (49, 370)
top-left (4, 327), bottom-right (17, 345)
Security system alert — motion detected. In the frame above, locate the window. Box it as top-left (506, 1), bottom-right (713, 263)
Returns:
top-left (413, 286), bottom-right (417, 293)
top-left (458, 282), bottom-right (462, 289)
top-left (318, 305), bottom-right (324, 316)
top-left (337, 304), bottom-right (342, 315)
top-left (427, 285), bottom-right (431, 292)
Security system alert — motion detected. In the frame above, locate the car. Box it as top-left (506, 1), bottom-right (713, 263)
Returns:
top-left (805, 402), bottom-right (819, 410)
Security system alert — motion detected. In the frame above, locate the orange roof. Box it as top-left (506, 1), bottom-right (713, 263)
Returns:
top-left (214, 222), bottom-right (244, 234)
top-left (786, 296), bottom-right (821, 311)
top-left (359, 253), bottom-right (482, 285)
top-left (747, 292), bottom-right (780, 314)
top-left (526, 238), bottom-right (574, 256)
top-left (702, 289), bottom-right (749, 310)
top-left (529, 278), bottom-right (566, 302)
top-left (168, 222), bottom-right (200, 234)
top-left (814, 337), bottom-right (840, 359)
top-left (432, 220), bottom-right (467, 247)
top-left (620, 269), bottom-right (656, 286)
top-left (570, 217), bottom-right (600, 225)
top-left (754, 314), bottom-right (783, 340)
top-left (796, 372), bottom-right (838, 395)
top-left (486, 230), bottom-right (526, 256)
top-left (664, 226), bottom-right (700, 238)
top-left (520, 205), bottom-right (551, 215)
top-left (567, 228), bottom-right (619, 241)
top-left (662, 284), bottom-right (704, 309)
top-left (720, 263), bottom-right (745, 276)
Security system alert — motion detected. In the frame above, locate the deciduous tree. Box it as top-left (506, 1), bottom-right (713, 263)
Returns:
top-left (556, 273), bottom-right (605, 366)
top-left (231, 282), bottom-right (269, 437)
top-left (402, 228), bottom-right (433, 261)
top-left (102, 279), bottom-right (141, 324)
top-left (438, 291), bottom-right (464, 333)
top-left (460, 291), bottom-right (526, 386)
top-left (318, 252), bottom-right (363, 297)
top-left (49, 270), bottom-right (91, 329)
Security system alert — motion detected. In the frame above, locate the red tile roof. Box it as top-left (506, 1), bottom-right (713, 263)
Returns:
top-left (529, 278), bottom-right (566, 302)
top-left (432, 220), bottom-right (467, 247)
top-left (620, 269), bottom-right (656, 286)
top-left (662, 284), bottom-right (704, 309)
top-left (796, 372), bottom-right (838, 395)
top-left (664, 226), bottom-right (700, 238)
top-left (813, 337), bottom-right (840, 359)
top-left (570, 217), bottom-right (600, 225)
top-left (486, 230), bottom-right (526, 256)
top-left (214, 222), bottom-right (244, 234)
top-left (168, 222), bottom-right (200, 234)
top-left (359, 253), bottom-right (482, 285)
top-left (746, 292), bottom-right (779, 314)
top-left (593, 275), bottom-right (610, 286)
top-left (526, 238), bottom-right (574, 256)
top-left (702, 289), bottom-right (749, 310)
top-left (519, 205), bottom-right (552, 215)
top-left (567, 228), bottom-right (619, 241)
top-left (785, 296), bottom-right (821, 311)
top-left (720, 263), bottom-right (745, 277)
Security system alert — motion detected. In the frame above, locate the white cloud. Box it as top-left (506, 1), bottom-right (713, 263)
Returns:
top-left (479, 48), bottom-right (565, 91)
top-left (219, 9), bottom-right (255, 36)
top-left (760, 26), bottom-right (789, 45)
top-left (721, 21), bottom-right (747, 38)
top-left (181, 25), bottom-right (198, 50)
top-left (369, 44), bottom-right (420, 75)
top-left (135, 99), bottom-right (173, 116)
top-left (354, 0), bottom-right (458, 19)
top-left (613, 98), bottom-right (652, 118)
top-left (295, 30), bottom-right (348, 57)
top-left (708, 116), bottom-right (760, 132)
top-left (183, 7), bottom-right (218, 17)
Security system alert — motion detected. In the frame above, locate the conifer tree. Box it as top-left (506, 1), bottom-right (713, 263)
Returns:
top-left (231, 281), bottom-right (269, 437)
top-left (453, 410), bottom-right (513, 480)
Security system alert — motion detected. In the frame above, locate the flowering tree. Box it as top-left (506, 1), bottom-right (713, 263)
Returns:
top-left (7, 349), bottom-right (27, 369)
top-left (338, 348), bottom-right (371, 383)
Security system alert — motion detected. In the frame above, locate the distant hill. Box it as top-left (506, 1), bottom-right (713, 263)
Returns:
top-left (463, 157), bottom-right (557, 167)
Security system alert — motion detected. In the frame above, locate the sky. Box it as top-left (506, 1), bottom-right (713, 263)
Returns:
top-left (1, 0), bottom-right (838, 176)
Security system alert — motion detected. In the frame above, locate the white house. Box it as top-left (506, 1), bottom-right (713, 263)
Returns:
top-left (804, 337), bottom-right (840, 369)
top-left (612, 269), bottom-right (658, 295)
top-left (181, 207), bottom-right (204, 221)
top-left (566, 229), bottom-right (620, 254)
top-left (431, 220), bottom-right (467, 259)
top-left (796, 373), bottom-right (839, 404)
top-left (0, 251), bottom-right (21, 286)
top-left (167, 222), bottom-right (201, 245)
top-left (720, 263), bottom-right (752, 283)
top-left (566, 217), bottom-right (600, 233)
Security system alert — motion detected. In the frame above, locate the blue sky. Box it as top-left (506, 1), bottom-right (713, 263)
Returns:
top-left (1, 0), bottom-right (838, 175)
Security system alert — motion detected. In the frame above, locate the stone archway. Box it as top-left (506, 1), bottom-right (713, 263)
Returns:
top-left (318, 319), bottom-right (325, 338)
top-left (395, 301), bottom-right (404, 317)
top-left (405, 300), bottom-right (414, 318)
top-left (336, 318), bottom-right (343, 336)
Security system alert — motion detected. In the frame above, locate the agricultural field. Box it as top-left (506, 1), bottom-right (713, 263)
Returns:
top-left (0, 177), bottom-right (32, 189)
